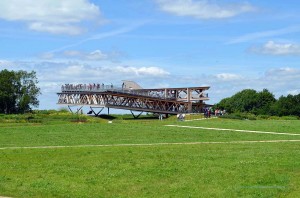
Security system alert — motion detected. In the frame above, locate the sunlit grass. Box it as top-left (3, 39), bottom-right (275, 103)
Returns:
top-left (0, 116), bottom-right (300, 197)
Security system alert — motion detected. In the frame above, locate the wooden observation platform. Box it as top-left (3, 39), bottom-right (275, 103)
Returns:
top-left (57, 81), bottom-right (210, 117)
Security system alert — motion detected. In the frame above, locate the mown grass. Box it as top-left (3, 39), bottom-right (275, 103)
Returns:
top-left (0, 114), bottom-right (300, 197)
top-left (1, 143), bottom-right (300, 197)
top-left (1, 120), bottom-right (300, 148)
top-left (181, 118), bottom-right (300, 134)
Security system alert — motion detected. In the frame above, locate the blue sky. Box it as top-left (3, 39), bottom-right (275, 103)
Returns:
top-left (1, 0), bottom-right (300, 110)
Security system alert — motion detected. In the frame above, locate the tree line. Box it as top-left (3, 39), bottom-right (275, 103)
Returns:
top-left (0, 69), bottom-right (40, 114)
top-left (215, 89), bottom-right (300, 117)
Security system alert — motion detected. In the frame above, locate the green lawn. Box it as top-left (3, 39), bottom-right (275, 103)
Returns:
top-left (180, 118), bottom-right (300, 133)
top-left (0, 118), bottom-right (300, 197)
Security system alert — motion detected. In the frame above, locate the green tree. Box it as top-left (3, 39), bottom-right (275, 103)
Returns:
top-left (215, 97), bottom-right (233, 112)
top-left (230, 89), bottom-right (258, 113)
top-left (215, 89), bottom-right (276, 115)
top-left (16, 70), bottom-right (40, 113)
top-left (0, 70), bottom-right (18, 113)
top-left (255, 89), bottom-right (276, 115)
top-left (270, 94), bottom-right (300, 116)
top-left (0, 69), bottom-right (40, 114)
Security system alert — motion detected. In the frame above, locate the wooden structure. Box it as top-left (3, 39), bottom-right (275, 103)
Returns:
top-left (57, 80), bottom-right (210, 116)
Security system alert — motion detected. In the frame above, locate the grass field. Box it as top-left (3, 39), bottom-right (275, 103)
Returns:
top-left (1, 116), bottom-right (300, 197)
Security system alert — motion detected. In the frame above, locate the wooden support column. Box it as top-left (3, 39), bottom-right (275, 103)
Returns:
top-left (187, 88), bottom-right (192, 113)
top-left (165, 89), bottom-right (167, 99)
top-left (68, 105), bottom-right (83, 114)
top-left (130, 110), bottom-right (143, 119)
top-left (90, 106), bottom-right (104, 117)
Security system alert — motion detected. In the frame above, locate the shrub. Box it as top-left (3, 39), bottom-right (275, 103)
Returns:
top-left (281, 116), bottom-right (299, 120)
top-left (58, 108), bottom-right (69, 113)
top-left (220, 112), bottom-right (257, 120)
top-left (220, 113), bottom-right (243, 120)
top-left (256, 115), bottom-right (270, 120)
top-left (268, 116), bottom-right (280, 120)
top-left (70, 115), bottom-right (87, 123)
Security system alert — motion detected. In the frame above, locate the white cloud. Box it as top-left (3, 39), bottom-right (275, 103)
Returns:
top-left (63, 51), bottom-right (82, 57)
top-left (85, 50), bottom-right (109, 60)
top-left (39, 82), bottom-right (61, 93)
top-left (264, 67), bottom-right (300, 81)
top-left (168, 67), bottom-right (300, 103)
top-left (287, 90), bottom-right (300, 95)
top-left (2, 59), bottom-right (300, 108)
top-left (250, 41), bottom-right (300, 55)
top-left (265, 67), bottom-right (299, 76)
top-left (0, 0), bottom-right (102, 35)
top-left (29, 22), bottom-right (84, 35)
top-left (0, 60), bottom-right (14, 67)
top-left (48, 22), bottom-right (149, 53)
top-left (38, 63), bottom-right (170, 82)
top-left (58, 65), bottom-right (88, 77)
top-left (0, 59), bottom-right (30, 70)
top-left (40, 52), bottom-right (55, 60)
top-left (42, 50), bottom-right (120, 61)
top-left (215, 73), bottom-right (243, 81)
top-left (155, 0), bottom-right (255, 19)
top-left (63, 50), bottom-right (109, 60)
top-left (114, 66), bottom-right (170, 77)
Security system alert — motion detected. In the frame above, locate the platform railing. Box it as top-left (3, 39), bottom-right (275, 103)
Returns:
top-left (60, 84), bottom-right (208, 101)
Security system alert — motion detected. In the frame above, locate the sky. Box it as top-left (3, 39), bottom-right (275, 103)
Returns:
top-left (1, 0), bottom-right (300, 110)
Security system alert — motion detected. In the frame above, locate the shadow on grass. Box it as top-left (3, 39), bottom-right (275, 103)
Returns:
top-left (94, 114), bottom-right (159, 120)
top-left (97, 114), bottom-right (117, 120)
top-left (123, 116), bottom-right (158, 120)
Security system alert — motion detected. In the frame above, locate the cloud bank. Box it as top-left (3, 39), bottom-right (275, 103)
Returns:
top-left (155, 0), bottom-right (255, 19)
top-left (0, 0), bottom-right (103, 35)
top-left (41, 50), bottom-right (123, 61)
top-left (215, 73), bottom-right (243, 81)
top-left (250, 41), bottom-right (300, 56)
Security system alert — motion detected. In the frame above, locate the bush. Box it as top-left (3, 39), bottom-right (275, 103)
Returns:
top-left (221, 113), bottom-right (299, 121)
top-left (70, 115), bottom-right (88, 123)
top-left (268, 116), bottom-right (280, 120)
top-left (58, 108), bottom-right (69, 113)
top-left (281, 116), bottom-right (299, 120)
top-left (220, 113), bottom-right (243, 120)
top-left (220, 113), bottom-right (256, 120)
top-left (256, 115), bottom-right (270, 120)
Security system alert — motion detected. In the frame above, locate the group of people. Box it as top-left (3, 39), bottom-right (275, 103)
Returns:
top-left (203, 108), bottom-right (212, 118)
top-left (214, 109), bottom-right (226, 116)
top-left (203, 108), bottom-right (226, 118)
top-left (61, 83), bottom-right (114, 91)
